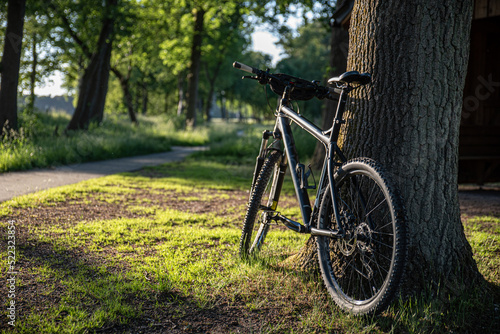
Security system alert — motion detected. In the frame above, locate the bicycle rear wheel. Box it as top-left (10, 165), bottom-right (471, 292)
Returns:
top-left (239, 151), bottom-right (283, 257)
top-left (316, 158), bottom-right (407, 315)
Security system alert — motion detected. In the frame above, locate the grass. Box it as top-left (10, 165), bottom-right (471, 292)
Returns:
top-left (1, 110), bottom-right (318, 173)
top-left (0, 112), bottom-right (210, 173)
top-left (1, 120), bottom-right (499, 333)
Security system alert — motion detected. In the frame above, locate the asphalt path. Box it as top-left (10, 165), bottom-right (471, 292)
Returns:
top-left (0, 146), bottom-right (206, 203)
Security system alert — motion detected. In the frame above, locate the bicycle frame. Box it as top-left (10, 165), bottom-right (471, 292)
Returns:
top-left (255, 86), bottom-right (353, 238)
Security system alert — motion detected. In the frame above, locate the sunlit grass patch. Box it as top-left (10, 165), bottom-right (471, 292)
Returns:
top-left (463, 215), bottom-right (500, 284)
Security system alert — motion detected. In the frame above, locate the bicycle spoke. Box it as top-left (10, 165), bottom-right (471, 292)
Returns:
top-left (364, 198), bottom-right (387, 219)
top-left (317, 159), bottom-right (407, 314)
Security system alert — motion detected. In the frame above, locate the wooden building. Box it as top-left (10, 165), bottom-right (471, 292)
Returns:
top-left (459, 0), bottom-right (500, 184)
top-left (332, 0), bottom-right (500, 184)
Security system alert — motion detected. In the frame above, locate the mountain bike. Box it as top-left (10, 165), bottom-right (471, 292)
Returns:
top-left (233, 61), bottom-right (407, 315)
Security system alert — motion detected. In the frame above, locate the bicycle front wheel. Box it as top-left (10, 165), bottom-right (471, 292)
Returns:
top-left (239, 150), bottom-right (283, 257)
top-left (316, 158), bottom-right (407, 315)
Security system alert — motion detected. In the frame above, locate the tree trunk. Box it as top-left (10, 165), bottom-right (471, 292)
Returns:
top-left (0, 0), bottom-right (26, 134)
top-left (291, 0), bottom-right (481, 297)
top-left (66, 0), bottom-right (116, 131)
top-left (177, 74), bottom-right (185, 116)
top-left (165, 88), bottom-right (170, 115)
top-left (185, 8), bottom-right (205, 128)
top-left (112, 67), bottom-right (138, 124)
top-left (342, 0), bottom-right (479, 294)
top-left (204, 59), bottom-right (223, 122)
top-left (142, 83), bottom-right (148, 115)
top-left (29, 32), bottom-right (38, 112)
top-left (205, 85), bottom-right (214, 122)
top-left (220, 92), bottom-right (226, 119)
top-left (310, 24), bottom-right (349, 170)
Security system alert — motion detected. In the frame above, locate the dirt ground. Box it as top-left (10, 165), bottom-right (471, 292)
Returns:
top-left (458, 186), bottom-right (500, 217)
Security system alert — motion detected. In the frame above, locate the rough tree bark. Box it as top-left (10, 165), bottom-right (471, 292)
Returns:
top-left (290, 0), bottom-right (482, 296)
top-left (65, 0), bottom-right (117, 131)
top-left (0, 0), bottom-right (26, 134)
top-left (185, 8), bottom-right (205, 129)
top-left (342, 0), bottom-right (480, 294)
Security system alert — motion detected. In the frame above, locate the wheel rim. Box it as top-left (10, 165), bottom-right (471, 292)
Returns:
top-left (323, 169), bottom-right (396, 305)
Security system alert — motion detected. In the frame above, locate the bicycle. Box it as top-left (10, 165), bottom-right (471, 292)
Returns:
top-left (233, 61), bottom-right (407, 315)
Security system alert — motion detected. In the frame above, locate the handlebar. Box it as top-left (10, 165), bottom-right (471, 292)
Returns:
top-left (233, 61), bottom-right (258, 74)
top-left (232, 61), bottom-right (341, 101)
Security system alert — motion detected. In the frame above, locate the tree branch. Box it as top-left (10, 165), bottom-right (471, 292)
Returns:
top-left (47, 2), bottom-right (93, 60)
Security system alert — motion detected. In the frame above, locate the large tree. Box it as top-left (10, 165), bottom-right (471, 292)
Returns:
top-left (291, 0), bottom-right (481, 297)
top-left (342, 0), bottom-right (479, 293)
top-left (0, 0), bottom-right (26, 134)
top-left (66, 0), bottom-right (118, 131)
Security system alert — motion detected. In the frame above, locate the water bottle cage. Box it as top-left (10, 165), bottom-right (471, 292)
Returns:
top-left (297, 163), bottom-right (316, 190)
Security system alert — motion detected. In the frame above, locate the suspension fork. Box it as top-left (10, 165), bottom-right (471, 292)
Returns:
top-left (250, 130), bottom-right (274, 192)
top-left (250, 129), bottom-right (288, 209)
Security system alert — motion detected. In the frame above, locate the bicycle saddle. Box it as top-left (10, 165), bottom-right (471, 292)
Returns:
top-left (328, 71), bottom-right (371, 86)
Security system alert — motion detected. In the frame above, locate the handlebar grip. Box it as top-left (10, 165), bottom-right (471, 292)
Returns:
top-left (233, 61), bottom-right (256, 74)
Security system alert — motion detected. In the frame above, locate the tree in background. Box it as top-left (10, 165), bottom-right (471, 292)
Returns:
top-left (48, 0), bottom-right (120, 131)
top-left (309, 16), bottom-right (348, 169)
top-left (19, 2), bottom-right (63, 113)
top-left (201, 3), bottom-right (249, 122)
top-left (0, 0), bottom-right (26, 135)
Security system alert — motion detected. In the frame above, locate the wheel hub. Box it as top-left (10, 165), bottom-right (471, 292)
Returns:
top-left (355, 222), bottom-right (373, 252)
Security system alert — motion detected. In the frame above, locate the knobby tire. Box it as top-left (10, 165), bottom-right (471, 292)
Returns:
top-left (239, 151), bottom-right (282, 257)
top-left (316, 158), bottom-right (407, 315)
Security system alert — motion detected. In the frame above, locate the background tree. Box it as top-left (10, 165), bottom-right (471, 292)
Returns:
top-left (201, 3), bottom-right (248, 122)
top-left (341, 0), bottom-right (480, 294)
top-left (0, 0), bottom-right (26, 134)
top-left (49, 0), bottom-right (120, 131)
top-left (309, 18), bottom-right (348, 169)
top-left (19, 4), bottom-right (62, 113)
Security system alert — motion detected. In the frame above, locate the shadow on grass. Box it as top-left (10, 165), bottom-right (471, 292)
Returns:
top-left (5, 235), bottom-right (270, 333)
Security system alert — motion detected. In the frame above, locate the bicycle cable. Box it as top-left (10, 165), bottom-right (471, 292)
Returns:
top-left (265, 85), bottom-right (275, 115)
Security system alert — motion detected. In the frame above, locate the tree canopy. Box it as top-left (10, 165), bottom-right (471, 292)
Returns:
top-left (1, 0), bottom-right (334, 131)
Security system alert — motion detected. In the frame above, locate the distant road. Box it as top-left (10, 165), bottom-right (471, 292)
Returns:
top-left (0, 146), bottom-right (206, 203)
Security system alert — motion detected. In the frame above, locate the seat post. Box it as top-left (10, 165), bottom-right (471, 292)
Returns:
top-left (330, 89), bottom-right (349, 144)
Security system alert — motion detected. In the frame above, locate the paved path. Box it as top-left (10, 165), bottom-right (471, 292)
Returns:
top-left (0, 146), bottom-right (206, 203)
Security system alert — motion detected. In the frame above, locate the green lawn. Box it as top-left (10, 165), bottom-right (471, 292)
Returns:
top-left (1, 121), bottom-right (499, 333)
top-left (1, 158), bottom-right (499, 333)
